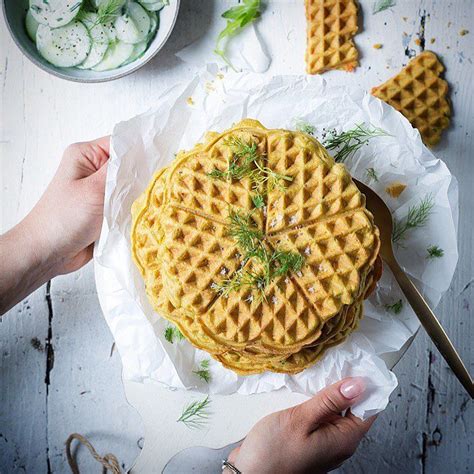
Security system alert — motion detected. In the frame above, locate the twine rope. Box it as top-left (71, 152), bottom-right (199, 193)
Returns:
top-left (65, 433), bottom-right (122, 474)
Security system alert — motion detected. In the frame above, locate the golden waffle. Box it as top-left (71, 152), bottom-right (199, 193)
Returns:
top-left (131, 119), bottom-right (381, 374)
top-left (305, 0), bottom-right (359, 75)
top-left (371, 51), bottom-right (451, 147)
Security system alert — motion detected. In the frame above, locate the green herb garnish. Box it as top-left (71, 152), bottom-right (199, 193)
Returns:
top-left (177, 396), bottom-right (211, 429)
top-left (193, 359), bottom-right (211, 383)
top-left (295, 119), bottom-right (316, 136)
top-left (208, 136), bottom-right (292, 205)
top-left (323, 123), bottom-right (390, 163)
top-left (385, 299), bottom-right (403, 314)
top-left (366, 167), bottom-right (379, 182)
top-left (164, 324), bottom-right (184, 344)
top-left (212, 211), bottom-right (304, 299)
top-left (215, 0), bottom-right (261, 69)
top-left (96, 0), bottom-right (124, 25)
top-left (373, 0), bottom-right (396, 14)
top-left (426, 245), bottom-right (444, 259)
top-left (392, 195), bottom-right (435, 244)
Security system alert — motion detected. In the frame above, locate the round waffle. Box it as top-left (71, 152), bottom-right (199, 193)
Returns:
top-left (131, 119), bottom-right (381, 375)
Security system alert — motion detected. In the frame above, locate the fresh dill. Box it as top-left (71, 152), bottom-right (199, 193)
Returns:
top-left (208, 136), bottom-right (292, 205)
top-left (426, 245), bottom-right (444, 259)
top-left (385, 299), bottom-right (403, 314)
top-left (177, 396), bottom-right (211, 429)
top-left (392, 195), bottom-right (435, 244)
top-left (366, 167), bottom-right (379, 182)
top-left (212, 211), bottom-right (304, 299)
top-left (164, 324), bottom-right (184, 344)
top-left (193, 359), bottom-right (211, 383)
top-left (252, 193), bottom-right (265, 209)
top-left (295, 119), bottom-right (316, 136)
top-left (373, 0), bottom-right (396, 14)
top-left (215, 0), bottom-right (261, 69)
top-left (96, 0), bottom-right (124, 25)
top-left (227, 210), bottom-right (264, 255)
top-left (323, 123), bottom-right (390, 163)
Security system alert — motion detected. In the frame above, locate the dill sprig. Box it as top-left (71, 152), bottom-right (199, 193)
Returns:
top-left (215, 0), bottom-right (261, 69)
top-left (177, 396), bottom-right (211, 429)
top-left (323, 123), bottom-right (390, 163)
top-left (164, 324), bottom-right (184, 344)
top-left (193, 359), bottom-right (211, 383)
top-left (366, 167), bottom-right (379, 182)
top-left (385, 299), bottom-right (403, 314)
top-left (295, 119), bottom-right (316, 136)
top-left (373, 0), bottom-right (396, 14)
top-left (208, 136), bottom-right (292, 206)
top-left (252, 194), bottom-right (265, 209)
top-left (270, 250), bottom-right (305, 278)
top-left (392, 195), bottom-right (435, 244)
top-left (426, 245), bottom-right (444, 259)
top-left (96, 0), bottom-right (124, 25)
top-left (227, 210), bottom-right (264, 255)
top-left (212, 211), bottom-right (304, 299)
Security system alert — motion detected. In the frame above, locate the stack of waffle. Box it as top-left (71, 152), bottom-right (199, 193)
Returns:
top-left (131, 120), bottom-right (381, 375)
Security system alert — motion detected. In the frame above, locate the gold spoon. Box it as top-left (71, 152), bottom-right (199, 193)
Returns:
top-left (354, 179), bottom-right (474, 398)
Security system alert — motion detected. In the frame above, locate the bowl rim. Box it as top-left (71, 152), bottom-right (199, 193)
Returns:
top-left (1, 0), bottom-right (181, 83)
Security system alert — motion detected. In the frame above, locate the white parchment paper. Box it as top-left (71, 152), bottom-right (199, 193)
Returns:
top-left (95, 69), bottom-right (458, 419)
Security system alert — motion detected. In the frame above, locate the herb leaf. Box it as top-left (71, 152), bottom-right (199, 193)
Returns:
top-left (392, 195), bottom-right (435, 244)
top-left (366, 167), bottom-right (379, 182)
top-left (177, 396), bottom-right (211, 429)
top-left (426, 245), bottom-right (444, 259)
top-left (215, 0), bottom-right (261, 69)
top-left (96, 0), bottom-right (124, 25)
top-left (193, 359), bottom-right (211, 383)
top-left (323, 123), bottom-right (390, 163)
top-left (373, 0), bottom-right (396, 14)
top-left (385, 299), bottom-right (403, 314)
top-left (164, 324), bottom-right (184, 344)
top-left (295, 119), bottom-right (316, 136)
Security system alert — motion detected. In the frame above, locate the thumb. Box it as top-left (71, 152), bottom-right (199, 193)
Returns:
top-left (293, 377), bottom-right (366, 431)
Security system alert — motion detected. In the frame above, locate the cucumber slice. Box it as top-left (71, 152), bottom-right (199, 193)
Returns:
top-left (128, 2), bottom-right (151, 41)
top-left (36, 21), bottom-right (91, 68)
top-left (138, 1), bottom-right (168, 13)
top-left (30, 0), bottom-right (83, 28)
top-left (25, 9), bottom-right (40, 42)
top-left (114, 13), bottom-right (141, 44)
top-left (102, 21), bottom-right (118, 42)
top-left (91, 40), bottom-right (133, 71)
top-left (122, 40), bottom-right (147, 65)
top-left (147, 11), bottom-right (158, 38)
top-left (78, 13), bottom-right (109, 69)
top-left (114, 2), bottom-right (150, 44)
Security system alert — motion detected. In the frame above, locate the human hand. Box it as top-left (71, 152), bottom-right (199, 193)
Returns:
top-left (227, 378), bottom-right (375, 474)
top-left (28, 136), bottom-right (110, 275)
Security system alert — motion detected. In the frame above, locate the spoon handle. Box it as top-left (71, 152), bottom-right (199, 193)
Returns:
top-left (389, 262), bottom-right (474, 398)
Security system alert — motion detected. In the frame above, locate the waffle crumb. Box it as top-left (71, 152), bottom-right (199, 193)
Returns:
top-left (186, 97), bottom-right (195, 106)
top-left (373, 43), bottom-right (383, 49)
top-left (385, 182), bottom-right (407, 198)
top-left (460, 29), bottom-right (469, 36)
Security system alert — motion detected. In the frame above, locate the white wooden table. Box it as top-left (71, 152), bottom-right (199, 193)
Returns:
top-left (1, 1), bottom-right (472, 472)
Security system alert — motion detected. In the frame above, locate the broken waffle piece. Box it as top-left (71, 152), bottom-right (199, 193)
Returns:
top-left (371, 51), bottom-right (451, 147)
top-left (385, 181), bottom-right (407, 198)
top-left (305, 0), bottom-right (359, 74)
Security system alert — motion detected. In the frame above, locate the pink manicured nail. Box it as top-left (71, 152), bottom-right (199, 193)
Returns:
top-left (340, 378), bottom-right (366, 399)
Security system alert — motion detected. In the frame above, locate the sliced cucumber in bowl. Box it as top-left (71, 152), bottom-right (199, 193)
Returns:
top-left (25, 10), bottom-right (40, 42)
top-left (138, 0), bottom-right (169, 13)
top-left (114, 2), bottom-right (150, 44)
top-left (30, 0), bottom-right (83, 28)
top-left (77, 13), bottom-right (110, 69)
top-left (92, 41), bottom-right (134, 71)
top-left (36, 21), bottom-right (91, 68)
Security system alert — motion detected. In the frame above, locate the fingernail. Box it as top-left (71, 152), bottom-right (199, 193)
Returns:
top-left (340, 378), bottom-right (366, 399)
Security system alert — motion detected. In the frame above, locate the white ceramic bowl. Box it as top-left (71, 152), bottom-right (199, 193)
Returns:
top-left (2, 0), bottom-right (180, 83)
